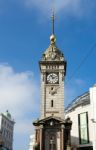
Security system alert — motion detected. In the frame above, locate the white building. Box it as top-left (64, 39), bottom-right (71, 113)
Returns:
top-left (90, 85), bottom-right (96, 150)
top-left (65, 84), bottom-right (96, 150)
top-left (0, 110), bottom-right (15, 150)
top-left (29, 134), bottom-right (35, 150)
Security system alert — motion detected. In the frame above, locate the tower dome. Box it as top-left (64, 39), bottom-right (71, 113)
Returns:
top-left (4, 110), bottom-right (11, 119)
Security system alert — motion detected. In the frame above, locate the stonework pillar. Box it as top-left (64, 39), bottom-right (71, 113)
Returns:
top-left (61, 124), bottom-right (64, 150)
top-left (35, 129), bottom-right (37, 143)
top-left (40, 125), bottom-right (43, 150)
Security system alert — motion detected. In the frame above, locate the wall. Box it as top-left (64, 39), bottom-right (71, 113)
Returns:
top-left (90, 85), bottom-right (96, 150)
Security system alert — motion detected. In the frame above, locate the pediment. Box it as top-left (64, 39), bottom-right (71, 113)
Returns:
top-left (33, 116), bottom-right (65, 126)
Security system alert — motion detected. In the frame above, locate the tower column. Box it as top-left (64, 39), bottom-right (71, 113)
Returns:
top-left (40, 125), bottom-right (44, 150)
top-left (61, 124), bottom-right (64, 150)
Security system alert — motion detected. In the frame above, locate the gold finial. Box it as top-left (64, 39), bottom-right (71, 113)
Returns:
top-left (50, 34), bottom-right (56, 44)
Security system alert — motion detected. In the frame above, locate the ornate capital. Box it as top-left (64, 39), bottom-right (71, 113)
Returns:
top-left (40, 125), bottom-right (43, 129)
top-left (61, 124), bottom-right (65, 129)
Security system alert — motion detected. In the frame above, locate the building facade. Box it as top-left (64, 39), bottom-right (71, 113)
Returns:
top-left (0, 111), bottom-right (15, 150)
top-left (65, 84), bottom-right (96, 150)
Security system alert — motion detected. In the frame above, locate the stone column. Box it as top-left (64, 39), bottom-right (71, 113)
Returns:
top-left (35, 128), bottom-right (37, 143)
top-left (40, 125), bottom-right (43, 150)
top-left (61, 124), bottom-right (64, 150)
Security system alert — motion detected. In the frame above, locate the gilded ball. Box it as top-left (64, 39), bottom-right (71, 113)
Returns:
top-left (50, 34), bottom-right (56, 43)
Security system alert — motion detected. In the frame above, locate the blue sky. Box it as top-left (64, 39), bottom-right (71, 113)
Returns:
top-left (0, 0), bottom-right (96, 150)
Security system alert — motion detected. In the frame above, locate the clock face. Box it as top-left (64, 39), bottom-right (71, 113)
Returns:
top-left (47, 73), bottom-right (58, 84)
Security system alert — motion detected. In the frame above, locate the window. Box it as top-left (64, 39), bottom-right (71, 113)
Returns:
top-left (2, 119), bottom-right (3, 124)
top-left (51, 87), bottom-right (53, 90)
top-left (78, 112), bottom-right (89, 144)
top-left (3, 129), bottom-right (6, 137)
top-left (51, 100), bottom-right (54, 107)
top-left (5, 121), bottom-right (6, 126)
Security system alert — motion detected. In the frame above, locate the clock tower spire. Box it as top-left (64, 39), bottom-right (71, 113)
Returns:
top-left (51, 10), bottom-right (55, 35)
top-left (50, 10), bottom-right (56, 44)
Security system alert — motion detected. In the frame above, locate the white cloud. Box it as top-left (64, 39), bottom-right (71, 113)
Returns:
top-left (25, 0), bottom-right (80, 14)
top-left (24, 0), bottom-right (96, 17)
top-left (0, 64), bottom-right (40, 134)
top-left (0, 0), bottom-right (95, 18)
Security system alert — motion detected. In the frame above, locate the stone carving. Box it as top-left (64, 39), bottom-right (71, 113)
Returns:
top-left (42, 44), bottom-right (64, 61)
top-left (49, 86), bottom-right (58, 95)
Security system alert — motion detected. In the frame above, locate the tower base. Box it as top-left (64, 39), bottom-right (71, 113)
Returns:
top-left (33, 116), bottom-right (72, 150)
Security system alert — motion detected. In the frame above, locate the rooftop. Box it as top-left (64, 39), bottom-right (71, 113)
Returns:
top-left (0, 110), bottom-right (15, 123)
top-left (65, 91), bottom-right (90, 113)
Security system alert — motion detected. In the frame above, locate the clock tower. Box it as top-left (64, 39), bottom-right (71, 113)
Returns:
top-left (33, 13), bottom-right (72, 150)
top-left (39, 33), bottom-right (66, 119)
